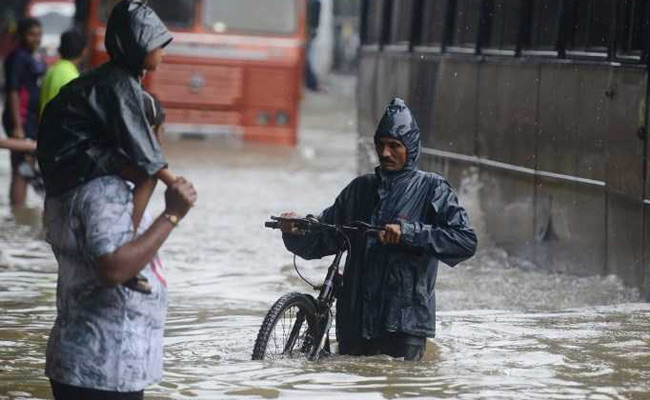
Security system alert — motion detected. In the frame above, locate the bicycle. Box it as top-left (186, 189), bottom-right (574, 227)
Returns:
top-left (251, 215), bottom-right (383, 361)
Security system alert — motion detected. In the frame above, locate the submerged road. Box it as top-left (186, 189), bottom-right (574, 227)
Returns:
top-left (1, 77), bottom-right (649, 399)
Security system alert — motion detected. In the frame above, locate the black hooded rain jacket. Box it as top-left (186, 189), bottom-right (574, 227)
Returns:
top-left (283, 98), bottom-right (477, 354)
top-left (37, 0), bottom-right (173, 196)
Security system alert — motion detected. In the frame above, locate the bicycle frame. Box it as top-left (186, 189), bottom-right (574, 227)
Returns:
top-left (306, 248), bottom-right (344, 360)
top-left (260, 216), bottom-right (382, 361)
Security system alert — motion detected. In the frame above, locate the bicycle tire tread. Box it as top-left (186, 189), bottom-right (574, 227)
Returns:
top-left (252, 292), bottom-right (318, 360)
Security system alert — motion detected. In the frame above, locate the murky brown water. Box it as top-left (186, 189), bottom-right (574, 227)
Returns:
top-left (1, 83), bottom-right (650, 400)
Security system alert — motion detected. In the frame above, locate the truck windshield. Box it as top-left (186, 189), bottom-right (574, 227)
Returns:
top-left (202, 0), bottom-right (297, 35)
top-left (99, 0), bottom-right (197, 29)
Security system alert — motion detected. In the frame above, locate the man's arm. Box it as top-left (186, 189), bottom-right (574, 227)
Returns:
top-left (97, 177), bottom-right (196, 286)
top-left (281, 207), bottom-right (341, 260)
top-left (397, 180), bottom-right (477, 267)
top-left (0, 138), bottom-right (36, 152)
top-left (281, 179), bottom-right (359, 259)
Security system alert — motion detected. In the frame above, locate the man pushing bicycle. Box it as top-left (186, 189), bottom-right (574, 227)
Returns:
top-left (280, 98), bottom-right (477, 361)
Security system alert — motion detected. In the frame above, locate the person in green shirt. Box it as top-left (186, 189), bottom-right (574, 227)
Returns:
top-left (39, 30), bottom-right (86, 115)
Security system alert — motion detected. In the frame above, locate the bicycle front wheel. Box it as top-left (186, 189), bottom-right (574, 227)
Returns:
top-left (252, 292), bottom-right (319, 360)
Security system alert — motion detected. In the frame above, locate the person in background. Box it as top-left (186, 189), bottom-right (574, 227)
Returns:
top-left (3, 17), bottom-right (45, 206)
top-left (39, 29), bottom-right (86, 115)
top-left (305, 0), bottom-right (322, 92)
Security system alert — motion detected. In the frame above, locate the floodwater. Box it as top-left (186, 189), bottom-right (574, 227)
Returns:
top-left (1, 79), bottom-right (650, 400)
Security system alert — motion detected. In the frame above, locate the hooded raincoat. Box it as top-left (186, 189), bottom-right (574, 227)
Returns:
top-left (37, 0), bottom-right (173, 197)
top-left (283, 99), bottom-right (477, 354)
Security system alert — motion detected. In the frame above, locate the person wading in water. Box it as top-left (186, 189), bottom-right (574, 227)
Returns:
top-left (38, 1), bottom-right (197, 398)
top-left (280, 98), bottom-right (477, 361)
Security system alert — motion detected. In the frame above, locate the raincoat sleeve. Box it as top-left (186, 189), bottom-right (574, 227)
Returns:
top-left (282, 181), bottom-right (354, 260)
top-left (98, 82), bottom-right (167, 176)
top-left (398, 180), bottom-right (477, 266)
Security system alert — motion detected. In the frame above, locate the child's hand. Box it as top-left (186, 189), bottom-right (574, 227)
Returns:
top-left (164, 177), bottom-right (197, 220)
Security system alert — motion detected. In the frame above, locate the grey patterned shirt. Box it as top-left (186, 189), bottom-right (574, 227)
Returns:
top-left (44, 176), bottom-right (168, 392)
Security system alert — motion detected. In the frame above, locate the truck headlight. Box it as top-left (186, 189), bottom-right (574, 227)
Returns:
top-left (275, 111), bottom-right (290, 126)
top-left (256, 112), bottom-right (271, 125)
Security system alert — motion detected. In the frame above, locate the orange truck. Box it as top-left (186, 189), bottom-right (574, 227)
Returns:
top-left (87, 0), bottom-right (306, 146)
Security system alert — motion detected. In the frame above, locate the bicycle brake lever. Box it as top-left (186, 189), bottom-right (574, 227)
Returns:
top-left (305, 214), bottom-right (319, 223)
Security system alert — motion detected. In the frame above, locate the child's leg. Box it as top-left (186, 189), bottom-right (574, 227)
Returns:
top-left (132, 168), bottom-right (178, 230)
top-left (132, 176), bottom-right (157, 233)
top-left (121, 168), bottom-right (157, 295)
top-left (122, 167), bottom-right (177, 294)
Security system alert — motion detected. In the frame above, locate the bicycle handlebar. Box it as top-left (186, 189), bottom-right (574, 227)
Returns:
top-left (264, 216), bottom-right (384, 236)
top-left (264, 221), bottom-right (280, 229)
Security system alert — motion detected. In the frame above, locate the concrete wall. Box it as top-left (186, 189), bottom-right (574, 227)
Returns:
top-left (357, 50), bottom-right (650, 300)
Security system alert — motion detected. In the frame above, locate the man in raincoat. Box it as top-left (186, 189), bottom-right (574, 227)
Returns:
top-left (281, 98), bottom-right (477, 361)
top-left (38, 2), bottom-right (197, 399)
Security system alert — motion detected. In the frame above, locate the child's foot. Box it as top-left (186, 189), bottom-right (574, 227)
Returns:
top-left (124, 274), bottom-right (152, 294)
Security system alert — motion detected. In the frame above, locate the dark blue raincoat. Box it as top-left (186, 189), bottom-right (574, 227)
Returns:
top-left (283, 99), bottom-right (477, 354)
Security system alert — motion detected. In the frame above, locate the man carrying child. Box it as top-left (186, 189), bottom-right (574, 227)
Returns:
top-left (36, 1), bottom-right (196, 399)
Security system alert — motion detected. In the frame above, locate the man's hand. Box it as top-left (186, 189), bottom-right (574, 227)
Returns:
top-left (279, 211), bottom-right (301, 234)
top-left (164, 177), bottom-right (197, 220)
top-left (378, 224), bottom-right (401, 245)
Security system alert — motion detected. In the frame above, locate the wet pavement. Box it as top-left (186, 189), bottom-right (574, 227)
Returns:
top-left (1, 76), bottom-right (650, 400)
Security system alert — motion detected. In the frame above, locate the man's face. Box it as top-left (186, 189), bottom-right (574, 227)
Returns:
top-left (23, 25), bottom-right (43, 52)
top-left (143, 47), bottom-right (165, 71)
top-left (376, 137), bottom-right (407, 172)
